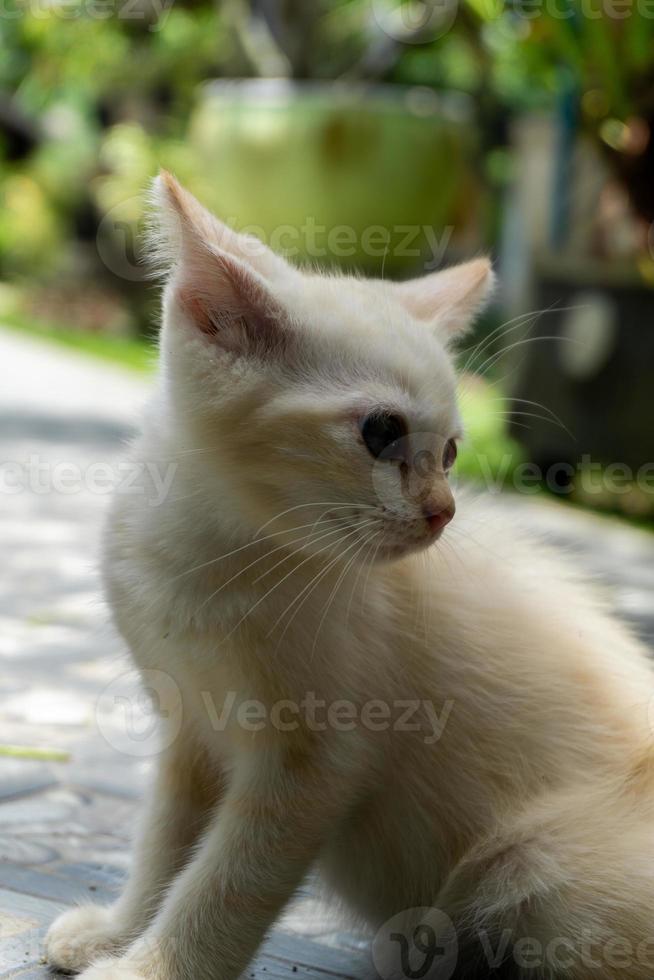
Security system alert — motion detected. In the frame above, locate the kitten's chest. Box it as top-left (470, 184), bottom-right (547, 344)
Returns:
top-left (108, 534), bottom-right (396, 756)
top-left (122, 573), bottom-right (355, 723)
top-left (163, 563), bottom-right (368, 667)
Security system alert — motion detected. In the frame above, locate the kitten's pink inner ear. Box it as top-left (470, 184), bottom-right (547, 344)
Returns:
top-left (153, 171), bottom-right (291, 355)
top-left (175, 243), bottom-right (290, 355)
top-left (393, 258), bottom-right (495, 338)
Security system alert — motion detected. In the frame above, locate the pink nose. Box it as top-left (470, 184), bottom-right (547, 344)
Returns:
top-left (424, 505), bottom-right (455, 535)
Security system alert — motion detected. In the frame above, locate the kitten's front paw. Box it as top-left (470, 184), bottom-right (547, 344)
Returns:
top-left (76, 960), bottom-right (147, 980)
top-left (45, 905), bottom-right (127, 973)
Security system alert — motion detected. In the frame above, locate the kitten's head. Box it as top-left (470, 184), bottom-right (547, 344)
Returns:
top-left (150, 172), bottom-right (494, 562)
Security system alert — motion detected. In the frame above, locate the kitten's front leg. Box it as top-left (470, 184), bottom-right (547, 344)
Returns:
top-left (76, 745), bottom-right (363, 980)
top-left (46, 731), bottom-right (222, 973)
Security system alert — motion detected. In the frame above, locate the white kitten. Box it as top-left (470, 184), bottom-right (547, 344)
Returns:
top-left (46, 173), bottom-right (654, 980)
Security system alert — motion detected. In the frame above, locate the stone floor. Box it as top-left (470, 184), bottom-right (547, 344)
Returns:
top-left (0, 328), bottom-right (652, 979)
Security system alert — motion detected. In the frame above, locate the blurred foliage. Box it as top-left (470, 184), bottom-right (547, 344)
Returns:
top-left (0, 0), bottom-right (229, 285)
top-left (1, 308), bottom-right (157, 370)
top-left (0, 0), bottom-right (652, 332)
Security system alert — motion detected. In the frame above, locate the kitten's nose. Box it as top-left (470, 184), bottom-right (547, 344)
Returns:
top-left (424, 503), bottom-right (455, 535)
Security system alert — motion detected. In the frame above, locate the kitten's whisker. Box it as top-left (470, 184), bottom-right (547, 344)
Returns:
top-left (155, 446), bottom-right (221, 458)
top-left (268, 520), bottom-right (381, 643)
top-left (274, 533), bottom-right (372, 658)
top-left (458, 301), bottom-right (580, 374)
top-left (491, 409), bottom-right (575, 439)
top-left (254, 502), bottom-right (373, 539)
top-left (459, 309), bottom-right (543, 376)
top-left (167, 515), bottom-right (350, 585)
top-left (460, 301), bottom-right (587, 373)
top-left (139, 521), bottom-right (339, 620)
top-left (493, 395), bottom-right (570, 430)
top-left (225, 520), bottom-right (379, 645)
top-left (192, 520), bottom-right (351, 613)
top-left (490, 405), bottom-right (574, 439)
top-left (493, 418), bottom-right (533, 432)
top-left (469, 314), bottom-right (550, 378)
top-left (346, 530), bottom-right (383, 629)
top-left (251, 521), bottom-right (352, 586)
top-left (494, 394), bottom-right (558, 415)
top-left (362, 532), bottom-right (384, 609)
top-left (464, 361), bottom-right (528, 400)
top-left (457, 303), bottom-right (561, 360)
top-left (311, 535), bottom-right (372, 658)
top-left (380, 239), bottom-right (390, 283)
top-left (475, 334), bottom-right (581, 380)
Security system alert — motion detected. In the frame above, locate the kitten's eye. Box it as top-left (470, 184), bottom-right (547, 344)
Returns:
top-left (442, 438), bottom-right (458, 471)
top-left (360, 412), bottom-right (407, 459)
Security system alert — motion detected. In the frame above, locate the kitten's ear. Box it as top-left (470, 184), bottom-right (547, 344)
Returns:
top-left (149, 170), bottom-right (293, 355)
top-left (391, 259), bottom-right (495, 340)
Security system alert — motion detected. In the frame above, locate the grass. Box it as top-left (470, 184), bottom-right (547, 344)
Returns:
top-left (1, 313), bottom-right (156, 373)
top-left (0, 744), bottom-right (70, 762)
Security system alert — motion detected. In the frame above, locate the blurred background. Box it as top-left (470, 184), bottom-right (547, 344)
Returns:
top-left (1, 0), bottom-right (653, 517)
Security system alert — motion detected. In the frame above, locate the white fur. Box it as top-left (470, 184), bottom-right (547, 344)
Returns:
top-left (46, 174), bottom-right (654, 980)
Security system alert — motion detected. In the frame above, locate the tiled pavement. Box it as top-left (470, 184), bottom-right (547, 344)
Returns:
top-left (0, 328), bottom-right (652, 979)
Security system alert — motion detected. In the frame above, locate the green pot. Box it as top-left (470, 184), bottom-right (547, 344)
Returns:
top-left (188, 79), bottom-right (481, 275)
